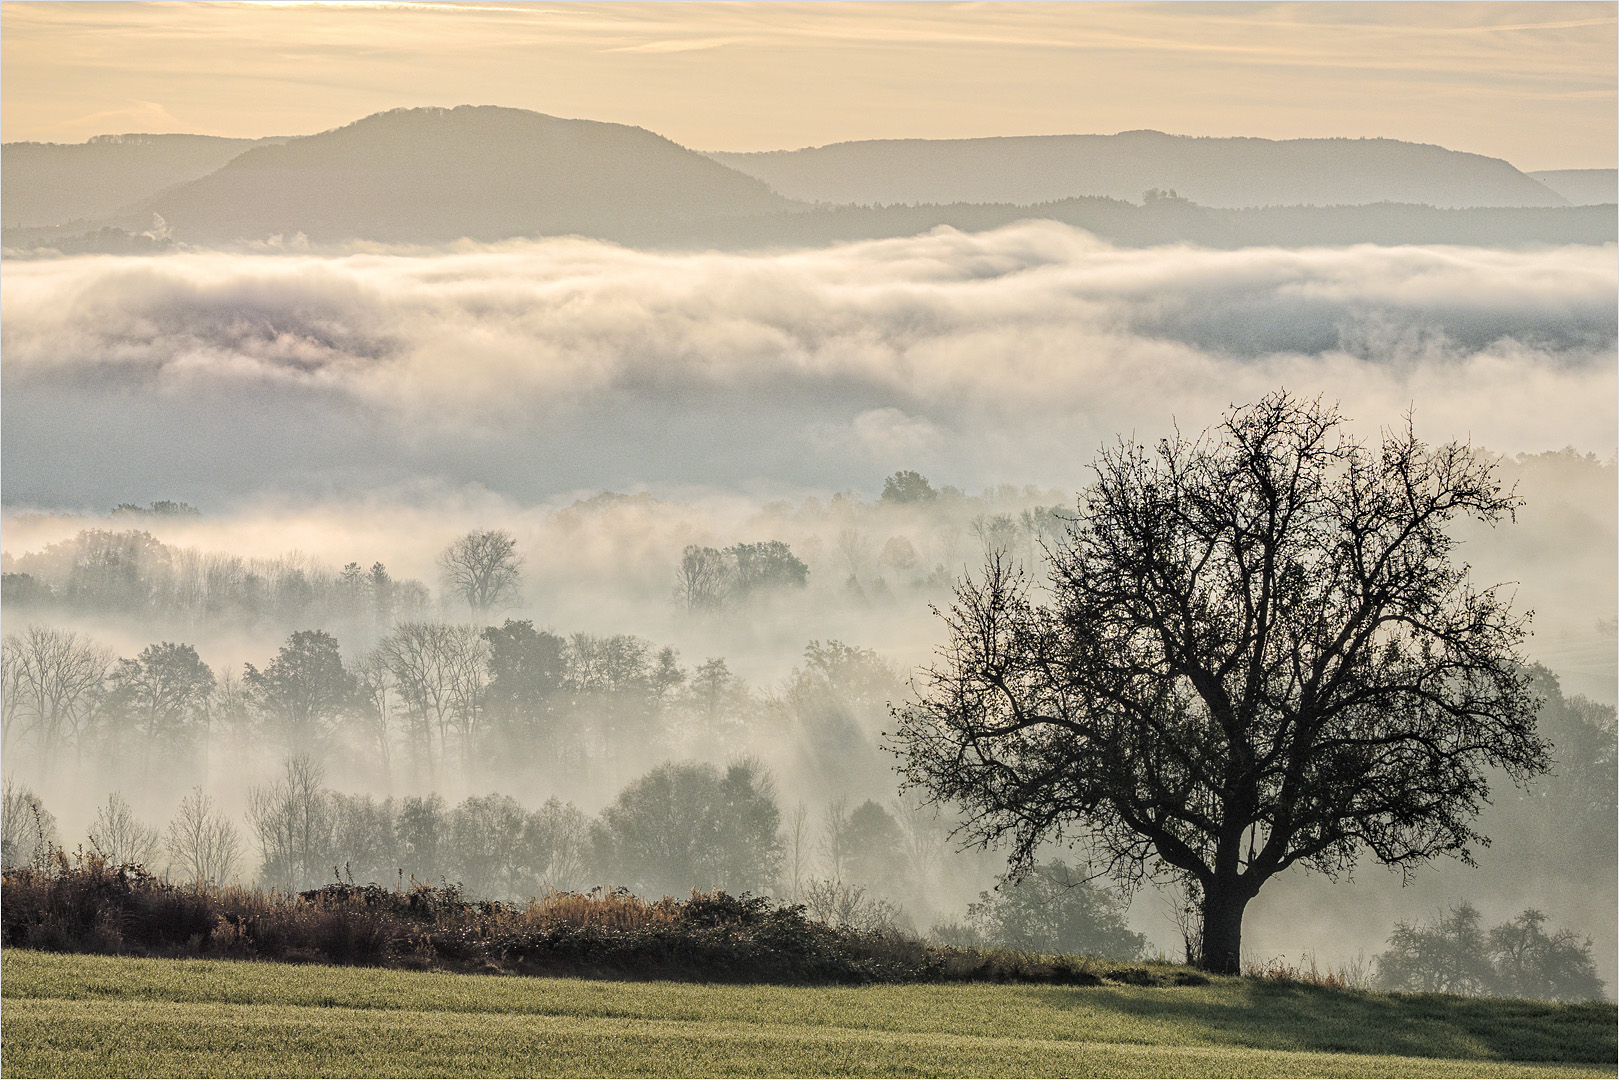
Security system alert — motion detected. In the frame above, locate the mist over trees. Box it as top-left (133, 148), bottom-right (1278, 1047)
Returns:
top-left (1375, 903), bottom-right (1604, 1002)
top-left (438, 529), bottom-right (523, 617)
top-left (1, 528), bottom-right (430, 633)
top-left (676, 541), bottom-right (809, 612)
top-left (0, 452), bottom-right (1613, 991)
top-left (895, 395), bottom-right (1553, 974)
top-left (0, 93), bottom-right (1613, 1004)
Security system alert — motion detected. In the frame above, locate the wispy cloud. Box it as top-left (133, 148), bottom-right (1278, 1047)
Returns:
top-left (605, 36), bottom-right (739, 54)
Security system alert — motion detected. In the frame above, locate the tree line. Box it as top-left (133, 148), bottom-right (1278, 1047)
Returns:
top-left (2, 529), bottom-right (430, 631)
top-left (1, 757), bottom-right (1038, 952)
top-left (1, 620), bottom-right (905, 799)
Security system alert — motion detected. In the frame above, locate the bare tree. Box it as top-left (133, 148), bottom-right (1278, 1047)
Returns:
top-left (351, 651), bottom-right (398, 788)
top-left (1, 777), bottom-right (58, 869)
top-left (525, 796), bottom-right (590, 894)
top-left (891, 790), bottom-right (947, 899)
top-left (208, 669), bottom-right (256, 780)
top-left (894, 393), bottom-right (1547, 974)
top-left (1, 626), bottom-right (112, 772)
top-left (164, 787), bottom-right (242, 888)
top-left (373, 622), bottom-right (488, 785)
top-left (836, 527), bottom-right (872, 586)
top-left (247, 755), bottom-right (333, 890)
top-left (818, 796), bottom-right (853, 885)
top-left (438, 529), bottom-right (522, 617)
top-left (782, 800), bottom-right (812, 903)
top-left (89, 791), bottom-right (161, 866)
top-left (675, 545), bottom-right (732, 612)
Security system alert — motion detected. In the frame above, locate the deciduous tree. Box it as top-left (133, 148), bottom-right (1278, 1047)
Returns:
top-left (438, 529), bottom-right (522, 617)
top-left (894, 393), bottom-right (1547, 973)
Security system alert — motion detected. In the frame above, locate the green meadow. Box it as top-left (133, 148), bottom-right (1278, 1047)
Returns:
top-left (4, 950), bottom-right (1614, 1078)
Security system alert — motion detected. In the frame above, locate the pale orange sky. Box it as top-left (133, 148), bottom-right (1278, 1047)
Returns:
top-left (2, 1), bottom-right (1614, 169)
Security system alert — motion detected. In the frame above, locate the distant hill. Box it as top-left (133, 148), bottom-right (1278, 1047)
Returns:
top-left (142, 106), bottom-right (794, 244)
top-left (4, 110), bottom-right (1610, 254)
top-left (1, 133), bottom-right (284, 228)
top-left (708, 131), bottom-right (1570, 210)
top-left (1530, 170), bottom-right (1618, 206)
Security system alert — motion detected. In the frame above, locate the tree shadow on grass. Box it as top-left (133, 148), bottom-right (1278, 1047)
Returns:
top-left (1025, 981), bottom-right (1617, 1064)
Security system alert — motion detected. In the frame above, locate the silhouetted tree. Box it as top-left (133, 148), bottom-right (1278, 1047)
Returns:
top-left (1, 573), bottom-right (52, 607)
top-left (676, 545), bottom-right (731, 612)
top-left (372, 622), bottom-right (487, 785)
top-left (246, 755), bottom-right (333, 890)
top-left (1, 626), bottom-right (112, 771)
top-left (894, 394), bottom-right (1547, 974)
top-left (729, 541), bottom-right (809, 595)
top-left (395, 793), bottom-right (447, 884)
top-left (681, 657), bottom-right (750, 751)
top-left (843, 798), bottom-right (904, 895)
top-left (522, 796), bottom-right (590, 894)
top-left (1, 778), bottom-right (58, 869)
top-left (329, 793), bottom-right (398, 886)
top-left (482, 620), bottom-right (567, 761)
top-left (447, 793), bottom-right (532, 901)
top-left (781, 640), bottom-right (899, 796)
top-left (1487, 910), bottom-right (1605, 1002)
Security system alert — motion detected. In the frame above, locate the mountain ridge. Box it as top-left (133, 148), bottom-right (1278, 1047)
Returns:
top-left (142, 105), bottom-right (793, 244)
top-left (2, 107), bottom-right (1611, 252)
top-left (1, 133), bottom-right (287, 229)
top-left (707, 130), bottom-right (1569, 210)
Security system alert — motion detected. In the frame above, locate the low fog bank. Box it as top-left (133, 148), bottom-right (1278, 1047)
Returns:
top-left (2, 224), bottom-right (1612, 988)
top-left (3, 451), bottom-right (1614, 983)
top-left (3, 225), bottom-right (1614, 509)
top-left (3, 447), bottom-right (1613, 701)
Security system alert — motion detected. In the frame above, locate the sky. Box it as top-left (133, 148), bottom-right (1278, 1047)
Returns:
top-left (2, 1), bottom-right (1615, 169)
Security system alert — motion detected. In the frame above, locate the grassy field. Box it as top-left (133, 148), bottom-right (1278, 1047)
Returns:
top-left (3, 949), bottom-right (1614, 1078)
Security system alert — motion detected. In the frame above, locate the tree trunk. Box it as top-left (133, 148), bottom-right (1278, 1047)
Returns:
top-left (1199, 880), bottom-right (1251, 975)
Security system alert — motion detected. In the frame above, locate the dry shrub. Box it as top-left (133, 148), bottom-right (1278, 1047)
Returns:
top-left (514, 888), bottom-right (681, 931)
top-left (1246, 953), bottom-right (1373, 991)
top-left (3, 858), bottom-right (1209, 987)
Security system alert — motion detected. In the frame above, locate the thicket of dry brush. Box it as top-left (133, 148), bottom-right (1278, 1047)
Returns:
top-left (1, 854), bottom-right (1206, 987)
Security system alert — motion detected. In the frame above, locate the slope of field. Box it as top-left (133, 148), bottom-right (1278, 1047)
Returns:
top-left (3, 951), bottom-right (1613, 1078)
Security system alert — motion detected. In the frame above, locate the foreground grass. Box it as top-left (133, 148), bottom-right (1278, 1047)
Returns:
top-left (3, 950), bottom-right (1614, 1078)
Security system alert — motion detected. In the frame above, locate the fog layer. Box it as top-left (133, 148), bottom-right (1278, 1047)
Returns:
top-left (3, 224), bottom-right (1614, 510)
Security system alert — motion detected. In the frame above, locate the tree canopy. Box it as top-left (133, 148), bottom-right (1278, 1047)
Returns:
top-left (893, 392), bottom-right (1547, 973)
